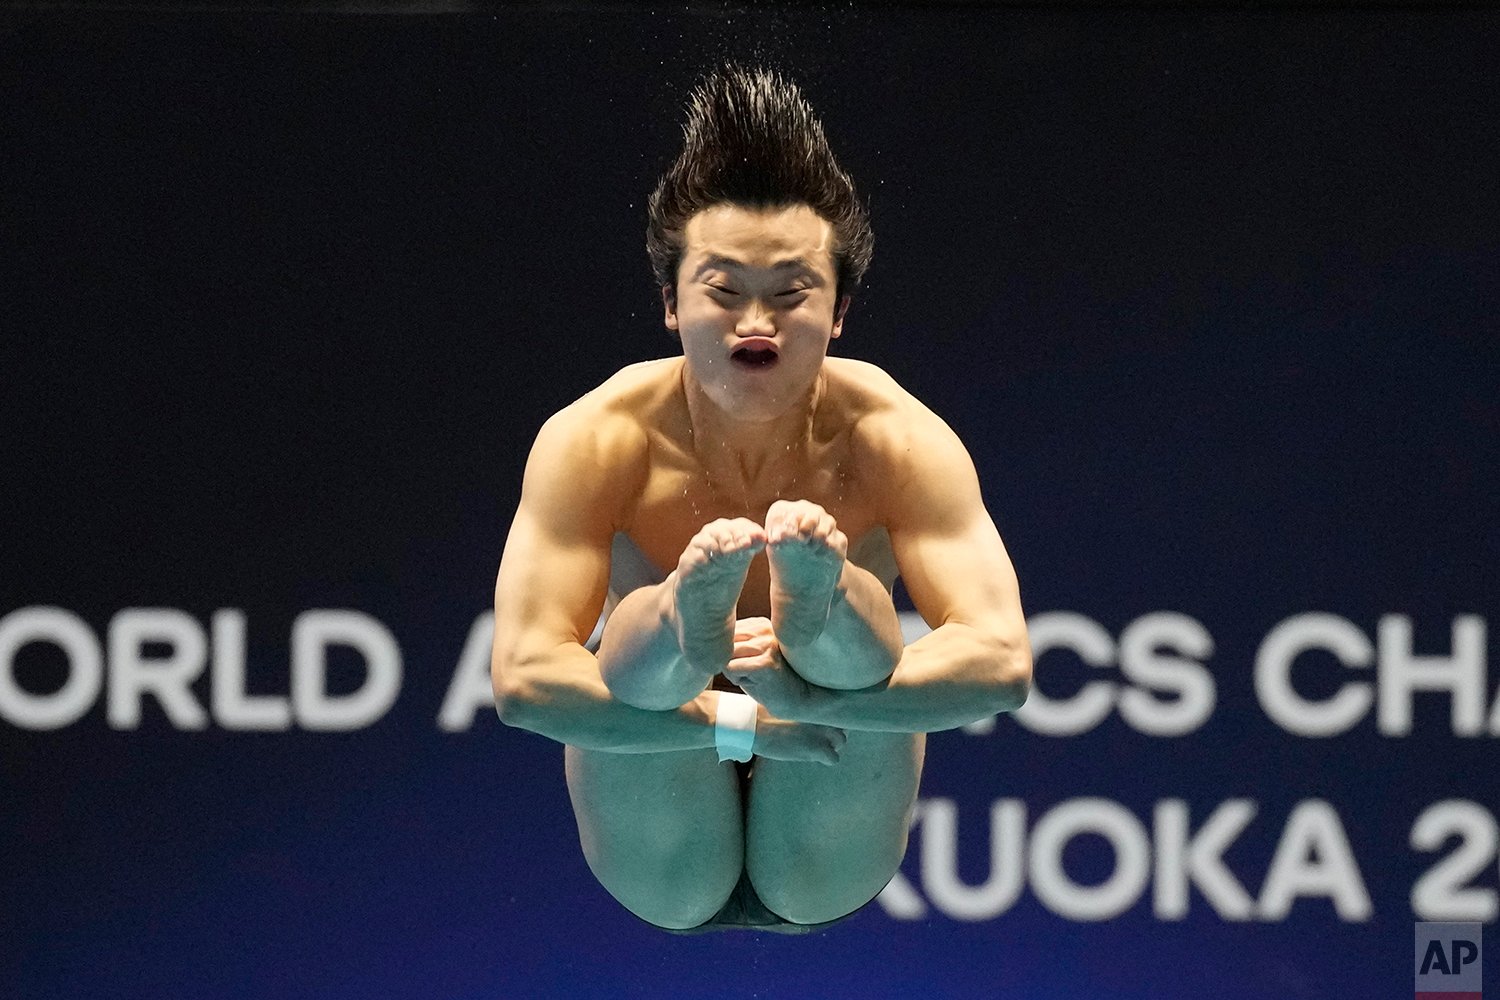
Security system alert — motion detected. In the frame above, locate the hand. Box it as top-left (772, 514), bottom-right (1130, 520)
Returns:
top-left (725, 616), bottom-right (815, 722)
top-left (751, 711), bottom-right (847, 766)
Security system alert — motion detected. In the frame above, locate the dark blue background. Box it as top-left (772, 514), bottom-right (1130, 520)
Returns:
top-left (3, 8), bottom-right (1497, 999)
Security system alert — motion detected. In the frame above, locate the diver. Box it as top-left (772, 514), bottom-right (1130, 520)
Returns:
top-left (491, 64), bottom-right (1031, 934)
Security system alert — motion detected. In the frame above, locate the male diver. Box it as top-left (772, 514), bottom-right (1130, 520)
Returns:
top-left (492, 64), bottom-right (1030, 934)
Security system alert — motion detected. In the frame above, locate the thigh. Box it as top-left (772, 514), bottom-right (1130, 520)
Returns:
top-left (744, 730), bottom-right (925, 925)
top-left (564, 745), bottom-right (745, 930)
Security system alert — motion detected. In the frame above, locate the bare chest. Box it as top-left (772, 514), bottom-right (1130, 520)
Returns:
top-left (619, 446), bottom-right (891, 617)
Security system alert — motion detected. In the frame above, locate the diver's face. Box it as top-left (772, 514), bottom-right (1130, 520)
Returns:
top-left (664, 203), bottom-right (848, 422)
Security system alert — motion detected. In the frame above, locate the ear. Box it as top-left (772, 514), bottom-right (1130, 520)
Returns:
top-left (661, 285), bottom-right (679, 333)
top-left (830, 295), bottom-right (852, 340)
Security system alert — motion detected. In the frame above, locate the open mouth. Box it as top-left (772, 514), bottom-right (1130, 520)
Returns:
top-left (730, 347), bottom-right (779, 369)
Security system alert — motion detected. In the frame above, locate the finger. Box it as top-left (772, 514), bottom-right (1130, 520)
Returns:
top-left (732, 632), bottom-right (766, 650)
top-left (728, 649), bottom-right (777, 670)
top-left (825, 527), bottom-right (848, 558)
top-left (734, 615), bottom-right (772, 635)
top-left (732, 625), bottom-right (772, 647)
top-left (725, 665), bottom-right (770, 689)
top-left (819, 737), bottom-right (843, 765)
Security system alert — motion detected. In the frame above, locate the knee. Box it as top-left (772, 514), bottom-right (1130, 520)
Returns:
top-left (607, 862), bottom-right (739, 930)
top-left (583, 830), bottom-right (742, 930)
top-left (627, 891), bottom-right (731, 931)
top-left (748, 845), bottom-right (905, 926)
top-left (750, 874), bottom-right (877, 926)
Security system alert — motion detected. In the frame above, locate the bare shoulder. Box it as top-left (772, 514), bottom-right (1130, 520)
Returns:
top-left (542, 357), bottom-right (686, 447)
top-left (525, 359), bottom-right (681, 529)
top-left (822, 359), bottom-right (984, 542)
top-left (825, 358), bottom-right (971, 471)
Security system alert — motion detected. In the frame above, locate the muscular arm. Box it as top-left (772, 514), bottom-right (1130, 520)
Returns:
top-left (752, 409), bottom-right (1031, 733)
top-left (799, 549), bottom-right (1028, 734)
top-left (493, 407), bottom-right (841, 762)
top-left (492, 409), bottom-right (721, 753)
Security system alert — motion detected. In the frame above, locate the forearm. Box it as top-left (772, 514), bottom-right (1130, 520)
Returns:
top-left (594, 577), bottom-right (715, 710)
top-left (779, 563), bottom-right (903, 690)
top-left (796, 622), bottom-right (1030, 733)
top-left (495, 640), bottom-right (719, 753)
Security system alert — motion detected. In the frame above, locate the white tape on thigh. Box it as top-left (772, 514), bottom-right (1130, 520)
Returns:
top-left (714, 692), bottom-right (758, 763)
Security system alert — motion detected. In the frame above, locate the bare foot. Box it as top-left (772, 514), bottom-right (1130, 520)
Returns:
top-left (765, 500), bottom-right (848, 651)
top-left (673, 517), bottom-right (766, 674)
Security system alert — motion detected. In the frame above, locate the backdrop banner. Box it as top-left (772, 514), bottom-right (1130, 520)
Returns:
top-left (4, 9), bottom-right (1496, 1000)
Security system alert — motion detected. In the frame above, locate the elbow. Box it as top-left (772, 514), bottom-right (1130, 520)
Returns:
top-left (987, 635), bottom-right (1032, 714)
top-left (493, 684), bottom-right (530, 729)
top-left (492, 675), bottom-right (529, 729)
top-left (491, 654), bottom-right (539, 730)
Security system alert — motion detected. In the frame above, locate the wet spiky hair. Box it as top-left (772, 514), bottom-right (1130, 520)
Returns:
top-left (645, 64), bottom-right (873, 303)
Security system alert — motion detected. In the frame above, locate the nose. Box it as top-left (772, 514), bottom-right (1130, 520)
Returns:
top-left (734, 299), bottom-right (776, 338)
